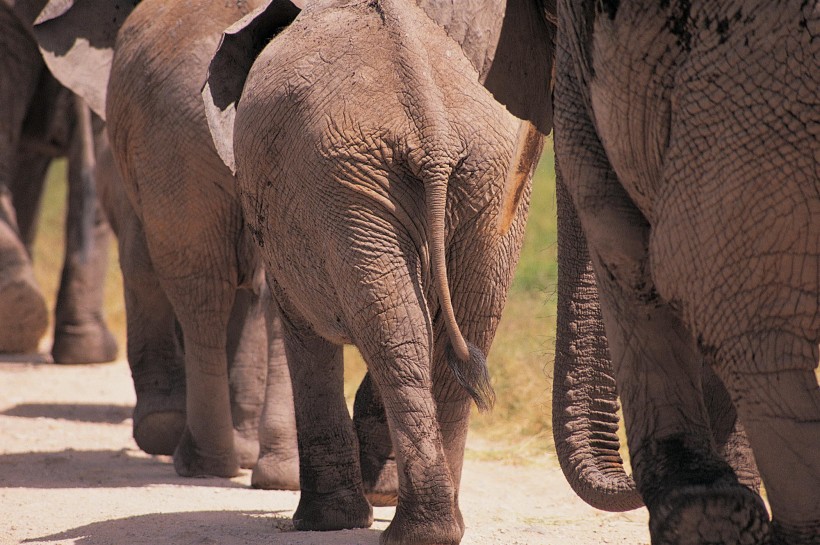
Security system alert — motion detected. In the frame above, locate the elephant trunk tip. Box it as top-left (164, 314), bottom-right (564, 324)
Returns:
top-left (446, 341), bottom-right (495, 412)
top-left (554, 440), bottom-right (644, 511)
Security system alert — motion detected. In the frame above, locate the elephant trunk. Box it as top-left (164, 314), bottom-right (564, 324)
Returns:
top-left (552, 167), bottom-right (643, 512)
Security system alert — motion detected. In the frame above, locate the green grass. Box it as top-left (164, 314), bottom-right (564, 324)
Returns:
top-left (34, 145), bottom-right (561, 459)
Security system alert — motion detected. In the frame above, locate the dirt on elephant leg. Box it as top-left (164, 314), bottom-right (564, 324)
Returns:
top-left (293, 488), bottom-right (373, 532)
top-left (642, 435), bottom-right (771, 545)
top-left (771, 520), bottom-right (820, 545)
top-left (701, 365), bottom-right (760, 492)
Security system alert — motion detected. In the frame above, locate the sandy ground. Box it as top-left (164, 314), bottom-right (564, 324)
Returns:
top-left (0, 357), bottom-right (650, 545)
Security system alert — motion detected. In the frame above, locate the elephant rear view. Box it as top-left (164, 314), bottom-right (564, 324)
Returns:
top-left (205, 0), bottom-right (544, 542)
top-left (33, 0), bottom-right (302, 487)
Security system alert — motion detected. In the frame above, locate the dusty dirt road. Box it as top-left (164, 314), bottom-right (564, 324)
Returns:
top-left (0, 357), bottom-right (649, 545)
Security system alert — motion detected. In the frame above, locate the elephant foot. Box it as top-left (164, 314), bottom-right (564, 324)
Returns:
top-left (173, 427), bottom-right (241, 478)
top-left (771, 519), bottom-right (820, 545)
top-left (251, 451), bottom-right (300, 490)
top-left (649, 484), bottom-right (771, 545)
top-left (132, 392), bottom-right (187, 455)
top-left (0, 276), bottom-right (48, 354)
top-left (233, 428), bottom-right (260, 470)
top-left (133, 409), bottom-right (186, 455)
top-left (52, 321), bottom-right (118, 364)
top-left (293, 488), bottom-right (373, 531)
top-left (362, 456), bottom-right (399, 507)
top-left (380, 504), bottom-right (464, 545)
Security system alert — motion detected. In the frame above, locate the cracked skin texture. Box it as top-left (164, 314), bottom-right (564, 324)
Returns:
top-left (226, 0), bottom-right (544, 543)
top-left (555, 1), bottom-right (819, 543)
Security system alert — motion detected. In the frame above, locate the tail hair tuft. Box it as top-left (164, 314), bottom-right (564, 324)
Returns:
top-left (446, 341), bottom-right (495, 412)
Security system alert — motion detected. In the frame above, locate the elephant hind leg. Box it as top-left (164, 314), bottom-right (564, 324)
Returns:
top-left (118, 210), bottom-right (185, 456)
top-left (345, 268), bottom-right (463, 545)
top-left (277, 298), bottom-right (371, 531)
top-left (714, 334), bottom-right (820, 544)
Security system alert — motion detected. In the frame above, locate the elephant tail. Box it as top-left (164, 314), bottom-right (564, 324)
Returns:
top-left (385, 0), bottom-right (494, 412)
top-left (425, 164), bottom-right (495, 413)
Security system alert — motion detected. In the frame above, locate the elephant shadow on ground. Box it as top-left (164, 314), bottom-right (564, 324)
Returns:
top-left (0, 353), bottom-right (54, 364)
top-left (0, 449), bottom-right (250, 489)
top-left (24, 511), bottom-right (383, 545)
top-left (2, 402), bottom-right (132, 423)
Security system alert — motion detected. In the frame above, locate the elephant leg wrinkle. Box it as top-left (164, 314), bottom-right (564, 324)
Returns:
top-left (282, 311), bottom-right (373, 531)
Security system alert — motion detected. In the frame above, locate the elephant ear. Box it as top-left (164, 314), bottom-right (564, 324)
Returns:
top-left (203, 0), bottom-right (302, 174)
top-left (481, 0), bottom-right (556, 134)
top-left (32, 0), bottom-right (139, 120)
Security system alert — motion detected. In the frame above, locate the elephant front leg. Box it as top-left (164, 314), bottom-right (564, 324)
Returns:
top-left (0, 11), bottom-right (48, 354)
top-left (715, 337), bottom-right (820, 545)
top-left (0, 187), bottom-right (48, 354)
top-left (597, 288), bottom-right (769, 545)
top-left (226, 285), bottom-right (267, 469)
top-left (701, 364), bottom-right (760, 492)
top-left (280, 308), bottom-right (372, 530)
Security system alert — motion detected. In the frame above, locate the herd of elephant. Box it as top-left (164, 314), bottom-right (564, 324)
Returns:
top-left (2, 0), bottom-right (817, 544)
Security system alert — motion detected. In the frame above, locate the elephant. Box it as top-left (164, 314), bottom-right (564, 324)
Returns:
top-left (203, 0), bottom-right (553, 542)
top-left (32, 0), bottom-right (300, 486)
top-left (551, 1), bottom-right (819, 543)
top-left (33, 0), bottom-right (402, 499)
top-left (0, 0), bottom-right (117, 363)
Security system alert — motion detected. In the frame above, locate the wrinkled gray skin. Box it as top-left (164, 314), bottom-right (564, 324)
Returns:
top-left (33, 0), bottom-right (301, 486)
top-left (553, 1), bottom-right (819, 543)
top-left (0, 0), bottom-right (117, 363)
top-left (34, 0), bottom-right (399, 497)
top-left (205, 0), bottom-right (552, 542)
